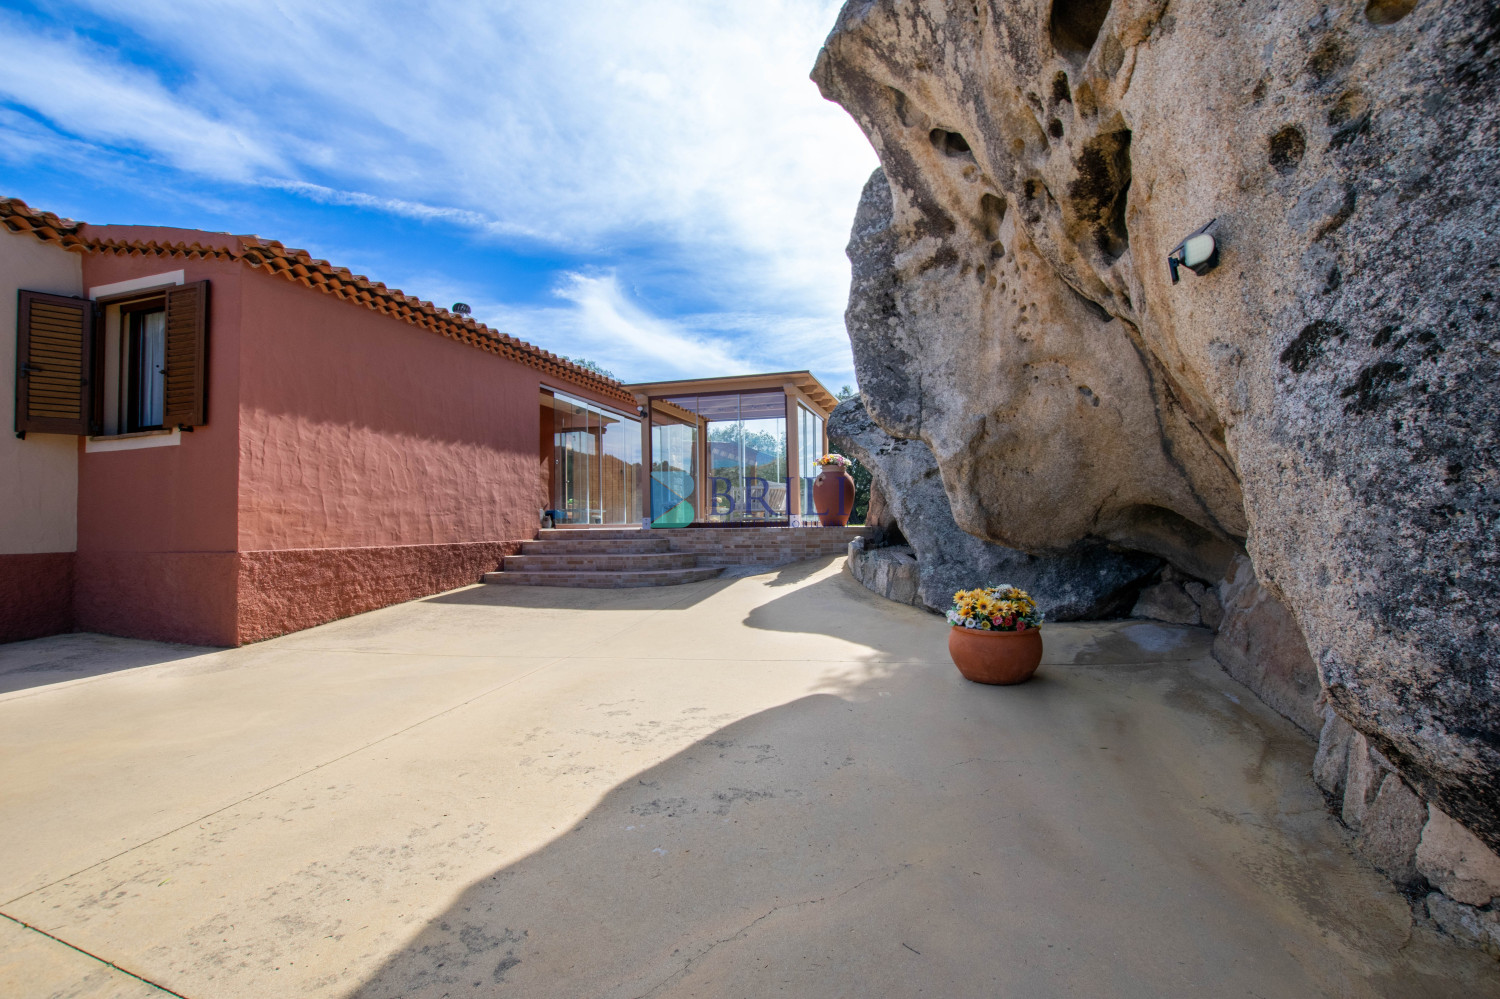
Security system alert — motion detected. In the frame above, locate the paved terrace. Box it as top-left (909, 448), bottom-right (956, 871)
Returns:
top-left (0, 558), bottom-right (1495, 998)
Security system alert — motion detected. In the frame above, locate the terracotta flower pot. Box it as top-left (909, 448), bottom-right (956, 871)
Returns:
top-left (812, 469), bottom-right (855, 527)
top-left (948, 626), bottom-right (1043, 685)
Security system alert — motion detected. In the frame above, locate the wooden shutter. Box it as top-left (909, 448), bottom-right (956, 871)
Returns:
top-left (162, 280), bottom-right (209, 428)
top-left (16, 291), bottom-right (95, 436)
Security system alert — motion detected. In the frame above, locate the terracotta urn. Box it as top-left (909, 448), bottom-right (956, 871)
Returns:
top-left (948, 626), bottom-right (1043, 685)
top-left (811, 468), bottom-right (855, 527)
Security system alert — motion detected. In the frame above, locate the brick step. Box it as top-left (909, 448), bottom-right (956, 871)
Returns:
top-left (483, 566), bottom-right (724, 588)
top-left (520, 538), bottom-right (671, 555)
top-left (537, 528), bottom-right (644, 541)
top-left (502, 552), bottom-right (698, 572)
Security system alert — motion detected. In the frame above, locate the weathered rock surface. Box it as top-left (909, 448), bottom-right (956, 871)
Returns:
top-left (845, 538), bottom-right (921, 606)
top-left (1426, 892), bottom-right (1500, 957)
top-left (1130, 582), bottom-right (1199, 626)
top-left (831, 396), bottom-right (1158, 617)
top-left (1417, 806), bottom-right (1500, 907)
top-left (815, 0), bottom-right (1499, 851)
top-left (1212, 555), bottom-right (1323, 735)
top-left (1356, 773), bottom-right (1426, 885)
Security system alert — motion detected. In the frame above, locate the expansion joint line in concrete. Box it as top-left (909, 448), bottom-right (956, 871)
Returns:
top-left (1, 653), bottom-right (576, 911)
top-left (1, 587), bottom-right (709, 916)
top-left (0, 911), bottom-right (190, 998)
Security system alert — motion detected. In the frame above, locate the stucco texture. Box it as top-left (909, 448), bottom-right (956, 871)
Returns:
top-left (0, 228), bottom-right (81, 557)
top-left (0, 553), bottom-right (73, 643)
top-left (234, 268), bottom-right (555, 552)
top-left (235, 542), bottom-right (520, 644)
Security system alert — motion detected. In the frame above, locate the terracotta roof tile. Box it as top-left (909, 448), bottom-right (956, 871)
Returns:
top-left (0, 196), bottom-right (632, 405)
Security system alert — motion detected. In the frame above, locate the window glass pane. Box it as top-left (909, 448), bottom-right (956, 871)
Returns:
top-left (798, 405), bottom-right (824, 523)
top-left (624, 417), bottom-right (642, 524)
top-left (651, 415), bottom-right (697, 527)
top-left (128, 309), bottom-right (166, 432)
top-left (741, 412), bottom-right (786, 519)
top-left (547, 391), bottom-right (640, 526)
top-left (599, 409), bottom-right (628, 525)
top-left (139, 311), bottom-right (165, 428)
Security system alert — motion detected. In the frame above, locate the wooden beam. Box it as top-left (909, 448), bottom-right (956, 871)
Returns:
top-left (784, 387), bottom-right (800, 522)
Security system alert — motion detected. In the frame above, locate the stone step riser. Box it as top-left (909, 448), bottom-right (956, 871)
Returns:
top-left (537, 529), bottom-right (645, 541)
top-left (483, 567), bottom-right (723, 588)
top-left (503, 553), bottom-right (698, 572)
top-left (520, 539), bottom-right (671, 555)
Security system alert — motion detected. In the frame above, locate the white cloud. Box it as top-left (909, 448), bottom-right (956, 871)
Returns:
top-left (0, 1), bottom-right (877, 386)
top-left (0, 13), bottom-right (281, 179)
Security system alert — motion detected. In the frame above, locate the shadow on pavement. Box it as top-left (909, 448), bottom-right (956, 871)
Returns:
top-left (344, 648), bottom-right (1497, 999)
top-left (0, 633), bottom-right (217, 696)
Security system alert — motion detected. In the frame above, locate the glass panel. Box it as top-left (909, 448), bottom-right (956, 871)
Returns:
top-left (545, 391), bottom-right (640, 526)
top-left (741, 409), bottom-right (786, 520)
top-left (599, 408), bottom-right (628, 525)
top-left (650, 407), bottom-right (697, 527)
top-left (587, 407), bottom-right (602, 524)
top-left (132, 310), bottom-right (166, 431)
top-left (704, 395), bottom-right (740, 523)
top-left (690, 390), bottom-right (787, 524)
top-left (624, 418), bottom-right (643, 525)
top-left (798, 405), bottom-right (824, 524)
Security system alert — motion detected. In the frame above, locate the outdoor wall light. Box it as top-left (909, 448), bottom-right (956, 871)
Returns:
top-left (1167, 220), bottom-right (1219, 284)
top-left (637, 405), bottom-right (648, 417)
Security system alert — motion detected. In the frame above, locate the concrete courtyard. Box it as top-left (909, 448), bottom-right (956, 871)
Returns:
top-left (1, 557), bottom-right (1495, 998)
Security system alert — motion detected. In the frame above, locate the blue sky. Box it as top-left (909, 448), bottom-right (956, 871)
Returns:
top-left (0, 0), bottom-right (877, 389)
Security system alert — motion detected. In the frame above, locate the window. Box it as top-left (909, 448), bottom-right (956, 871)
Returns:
top-left (121, 298), bottom-right (166, 432)
top-left (798, 404), bottom-right (824, 519)
top-left (540, 389), bottom-right (642, 526)
top-left (15, 280), bottom-right (211, 438)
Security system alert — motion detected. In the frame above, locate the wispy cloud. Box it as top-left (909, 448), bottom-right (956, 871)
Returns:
top-left (0, 12), bottom-right (282, 179)
top-left (0, 1), bottom-right (877, 385)
top-left (262, 180), bottom-right (548, 242)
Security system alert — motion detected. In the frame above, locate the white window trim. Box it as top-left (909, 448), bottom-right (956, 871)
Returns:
top-left (89, 270), bottom-right (185, 301)
top-left (86, 428), bottom-right (182, 453)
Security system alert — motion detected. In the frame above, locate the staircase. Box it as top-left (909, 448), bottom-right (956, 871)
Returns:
top-left (483, 529), bottom-right (724, 588)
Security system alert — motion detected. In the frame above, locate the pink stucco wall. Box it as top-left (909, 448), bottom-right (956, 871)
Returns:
top-left (234, 267), bottom-right (549, 552)
top-left (75, 248), bottom-right (243, 645)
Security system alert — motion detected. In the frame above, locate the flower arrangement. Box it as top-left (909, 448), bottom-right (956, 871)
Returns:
top-left (814, 453), bottom-right (853, 469)
top-left (946, 585), bottom-right (1044, 632)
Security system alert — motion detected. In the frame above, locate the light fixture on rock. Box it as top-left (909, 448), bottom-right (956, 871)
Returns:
top-left (1167, 220), bottom-right (1220, 284)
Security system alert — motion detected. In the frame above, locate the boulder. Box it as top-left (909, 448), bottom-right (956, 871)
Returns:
top-left (845, 538), bottom-right (921, 606)
top-left (1313, 705), bottom-right (1357, 800)
top-left (814, 0), bottom-right (1500, 850)
top-left (1417, 806), bottom-right (1500, 906)
top-left (1130, 582), bottom-right (1200, 625)
top-left (1356, 774), bottom-right (1426, 884)
top-left (831, 396), bottom-right (1158, 617)
top-left (1425, 893), bottom-right (1500, 956)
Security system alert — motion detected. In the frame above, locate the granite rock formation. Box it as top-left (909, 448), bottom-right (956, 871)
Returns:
top-left (813, 0), bottom-right (1499, 869)
top-left (831, 396), bottom-right (1159, 616)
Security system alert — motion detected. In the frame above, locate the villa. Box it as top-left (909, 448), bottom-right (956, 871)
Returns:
top-left (0, 198), bottom-right (850, 648)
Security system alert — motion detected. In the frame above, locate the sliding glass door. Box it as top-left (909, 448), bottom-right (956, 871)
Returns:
top-left (542, 390), bottom-right (641, 526)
